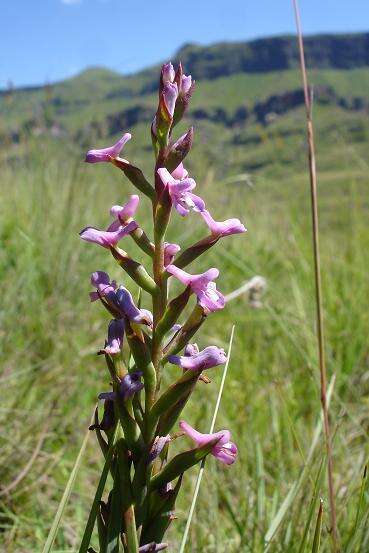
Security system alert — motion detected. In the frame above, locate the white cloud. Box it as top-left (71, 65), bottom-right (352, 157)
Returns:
top-left (61, 0), bottom-right (82, 5)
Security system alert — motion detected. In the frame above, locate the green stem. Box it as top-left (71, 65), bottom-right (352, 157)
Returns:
top-left (116, 440), bottom-right (139, 553)
top-left (110, 247), bottom-right (159, 296)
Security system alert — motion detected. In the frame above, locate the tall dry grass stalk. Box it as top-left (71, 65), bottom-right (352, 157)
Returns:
top-left (292, 1), bottom-right (338, 550)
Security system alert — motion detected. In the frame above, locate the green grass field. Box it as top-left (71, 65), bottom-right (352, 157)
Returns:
top-left (1, 67), bottom-right (369, 552)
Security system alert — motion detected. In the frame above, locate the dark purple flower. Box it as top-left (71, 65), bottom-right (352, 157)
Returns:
top-left (164, 242), bottom-right (181, 267)
top-left (90, 271), bottom-right (117, 302)
top-left (115, 287), bottom-right (153, 326)
top-left (85, 133), bottom-right (131, 163)
top-left (99, 370), bottom-right (144, 402)
top-left (200, 210), bottom-right (247, 237)
top-left (157, 167), bottom-right (205, 216)
top-left (139, 544), bottom-right (168, 552)
top-left (79, 220), bottom-right (138, 249)
top-left (108, 195), bottom-right (140, 231)
top-left (168, 345), bottom-right (227, 371)
top-left (100, 319), bottom-right (125, 355)
top-left (166, 265), bottom-right (225, 313)
top-left (179, 420), bottom-right (237, 465)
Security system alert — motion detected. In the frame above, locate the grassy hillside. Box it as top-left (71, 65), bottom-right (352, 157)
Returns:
top-left (1, 33), bottom-right (369, 552)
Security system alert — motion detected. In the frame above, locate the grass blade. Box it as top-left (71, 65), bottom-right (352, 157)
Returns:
top-left (42, 409), bottom-right (95, 553)
top-left (178, 325), bottom-right (235, 553)
top-left (265, 377), bottom-right (335, 545)
top-left (293, 1), bottom-right (338, 548)
top-left (298, 457), bottom-right (326, 553)
top-left (345, 464), bottom-right (368, 553)
top-left (311, 500), bottom-right (323, 553)
top-left (78, 444), bottom-right (114, 553)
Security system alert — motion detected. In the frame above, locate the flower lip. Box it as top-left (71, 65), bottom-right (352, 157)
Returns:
top-left (100, 319), bottom-right (125, 355)
top-left (168, 345), bottom-right (227, 371)
top-left (157, 167), bottom-right (205, 216)
top-left (166, 265), bottom-right (225, 313)
top-left (85, 133), bottom-right (132, 163)
top-left (79, 220), bottom-right (138, 249)
top-left (200, 210), bottom-right (247, 237)
top-left (179, 420), bottom-right (237, 465)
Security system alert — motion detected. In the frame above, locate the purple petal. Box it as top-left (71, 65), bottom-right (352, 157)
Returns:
top-left (197, 284), bottom-right (226, 313)
top-left (163, 82), bottom-right (178, 117)
top-left (120, 371), bottom-right (144, 400)
top-left (166, 265), bottom-right (192, 286)
top-left (85, 133), bottom-right (131, 163)
top-left (201, 210), bottom-right (246, 237)
top-left (115, 287), bottom-right (153, 325)
top-left (161, 62), bottom-right (175, 84)
top-left (213, 440), bottom-right (238, 465)
top-left (90, 271), bottom-right (117, 301)
top-left (157, 167), bottom-right (176, 187)
top-left (164, 242), bottom-right (181, 267)
top-left (186, 192), bottom-right (205, 212)
top-left (180, 74), bottom-right (192, 95)
top-left (98, 391), bottom-right (116, 401)
top-left (101, 319), bottom-right (124, 355)
top-left (171, 162), bottom-right (188, 180)
top-left (184, 343), bottom-right (199, 356)
top-left (110, 195), bottom-right (140, 223)
top-left (169, 346), bottom-right (227, 371)
top-left (79, 220), bottom-right (137, 249)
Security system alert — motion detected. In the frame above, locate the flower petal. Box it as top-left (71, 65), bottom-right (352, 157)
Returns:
top-left (85, 133), bottom-right (131, 163)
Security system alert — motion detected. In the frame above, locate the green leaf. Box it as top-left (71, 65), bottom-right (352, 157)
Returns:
top-left (264, 376), bottom-right (335, 545)
top-left (311, 500), bottom-right (323, 553)
top-left (150, 441), bottom-right (216, 491)
top-left (106, 463), bottom-right (123, 553)
top-left (78, 446), bottom-right (115, 553)
top-left (42, 410), bottom-right (94, 553)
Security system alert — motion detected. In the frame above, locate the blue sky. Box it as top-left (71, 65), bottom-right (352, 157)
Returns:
top-left (1, 0), bottom-right (368, 88)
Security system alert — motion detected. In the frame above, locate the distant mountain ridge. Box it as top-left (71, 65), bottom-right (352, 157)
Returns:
top-left (171, 33), bottom-right (369, 80)
top-left (2, 31), bottom-right (369, 154)
top-left (2, 32), bottom-right (369, 94)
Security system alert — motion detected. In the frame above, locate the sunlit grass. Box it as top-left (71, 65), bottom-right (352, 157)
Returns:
top-left (0, 130), bottom-right (369, 551)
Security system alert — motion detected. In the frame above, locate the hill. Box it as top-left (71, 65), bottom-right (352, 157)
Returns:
top-left (1, 32), bottom-right (369, 178)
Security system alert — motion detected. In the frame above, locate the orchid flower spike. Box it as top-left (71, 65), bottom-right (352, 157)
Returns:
top-left (99, 370), bottom-right (144, 402)
top-left (115, 286), bottom-right (153, 326)
top-left (90, 271), bottom-right (117, 302)
top-left (164, 242), bottom-right (181, 267)
top-left (179, 420), bottom-right (237, 465)
top-left (100, 319), bottom-right (124, 356)
top-left (200, 210), bottom-right (247, 237)
top-left (168, 345), bottom-right (227, 371)
top-left (85, 133), bottom-right (131, 163)
top-left (157, 167), bottom-right (205, 216)
top-left (79, 220), bottom-right (138, 249)
top-left (108, 195), bottom-right (140, 231)
top-left (166, 265), bottom-right (225, 312)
